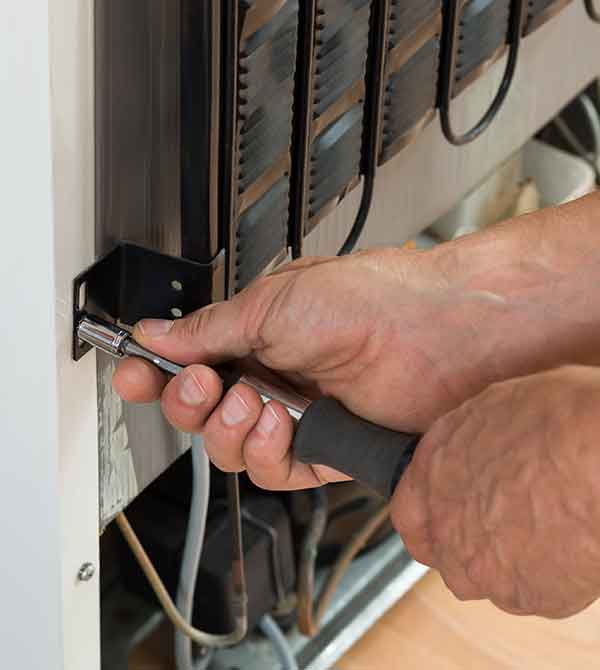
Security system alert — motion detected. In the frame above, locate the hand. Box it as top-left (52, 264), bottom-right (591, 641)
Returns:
top-left (112, 247), bottom-right (518, 489)
top-left (112, 192), bottom-right (600, 492)
top-left (392, 365), bottom-right (600, 618)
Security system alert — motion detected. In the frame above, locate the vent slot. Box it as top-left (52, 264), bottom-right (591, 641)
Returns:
top-left (309, 104), bottom-right (364, 217)
top-left (381, 38), bottom-right (440, 163)
top-left (388, 0), bottom-right (440, 46)
top-left (289, 0), bottom-right (373, 239)
top-left (313, 1), bottom-right (371, 117)
top-left (453, 0), bottom-right (511, 93)
top-left (378, 0), bottom-right (442, 164)
top-left (228, 1), bottom-right (299, 291)
top-left (236, 177), bottom-right (290, 289)
top-left (524, 0), bottom-right (573, 33)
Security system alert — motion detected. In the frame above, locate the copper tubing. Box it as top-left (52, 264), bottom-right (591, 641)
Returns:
top-left (297, 488), bottom-right (328, 637)
top-left (115, 512), bottom-right (247, 648)
top-left (315, 505), bottom-right (390, 626)
top-left (297, 497), bottom-right (390, 637)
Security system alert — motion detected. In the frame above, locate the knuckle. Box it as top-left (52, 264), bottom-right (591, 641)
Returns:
top-left (180, 306), bottom-right (217, 351)
top-left (441, 568), bottom-right (481, 602)
top-left (405, 541), bottom-right (434, 567)
top-left (512, 577), bottom-right (543, 615)
top-left (203, 438), bottom-right (245, 474)
top-left (428, 512), bottom-right (449, 547)
top-left (246, 469), bottom-right (280, 491)
top-left (160, 392), bottom-right (195, 424)
top-left (465, 553), bottom-right (486, 591)
top-left (390, 506), bottom-right (412, 540)
top-left (209, 458), bottom-right (244, 474)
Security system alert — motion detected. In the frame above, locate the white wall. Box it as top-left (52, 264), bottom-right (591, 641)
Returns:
top-left (0, 2), bottom-right (65, 667)
top-left (0, 1), bottom-right (100, 668)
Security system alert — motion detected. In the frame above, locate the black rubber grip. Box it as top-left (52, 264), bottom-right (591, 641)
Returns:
top-left (293, 397), bottom-right (420, 500)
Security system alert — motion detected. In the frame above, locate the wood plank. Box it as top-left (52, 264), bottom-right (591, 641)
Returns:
top-left (338, 571), bottom-right (600, 670)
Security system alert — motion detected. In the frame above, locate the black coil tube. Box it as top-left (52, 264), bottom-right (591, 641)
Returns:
top-left (219, 0), bottom-right (249, 643)
top-left (585, 0), bottom-right (600, 22)
top-left (290, 0), bottom-right (318, 260)
top-left (438, 0), bottom-right (525, 146)
top-left (338, 0), bottom-right (390, 255)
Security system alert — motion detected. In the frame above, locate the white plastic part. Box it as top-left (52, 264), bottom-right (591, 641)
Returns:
top-left (431, 139), bottom-right (596, 241)
top-left (522, 139), bottom-right (596, 205)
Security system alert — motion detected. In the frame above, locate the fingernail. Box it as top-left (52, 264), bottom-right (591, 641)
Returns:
top-left (256, 404), bottom-right (280, 438)
top-left (222, 391), bottom-right (250, 426)
top-left (138, 318), bottom-right (174, 337)
top-left (178, 372), bottom-right (207, 406)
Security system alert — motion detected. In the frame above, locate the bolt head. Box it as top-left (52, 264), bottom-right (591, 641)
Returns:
top-left (78, 562), bottom-right (95, 582)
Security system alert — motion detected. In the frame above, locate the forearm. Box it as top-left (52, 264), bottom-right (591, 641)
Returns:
top-left (437, 190), bottom-right (600, 279)
top-left (426, 191), bottom-right (600, 391)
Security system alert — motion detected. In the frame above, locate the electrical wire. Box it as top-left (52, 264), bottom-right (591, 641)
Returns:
top-left (314, 505), bottom-right (389, 625)
top-left (297, 503), bottom-right (390, 637)
top-left (439, 0), bottom-right (525, 146)
top-left (115, 510), bottom-right (247, 648)
top-left (259, 614), bottom-right (299, 670)
top-left (174, 436), bottom-right (211, 669)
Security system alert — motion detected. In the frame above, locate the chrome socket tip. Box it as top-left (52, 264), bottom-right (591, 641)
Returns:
top-left (76, 315), bottom-right (130, 358)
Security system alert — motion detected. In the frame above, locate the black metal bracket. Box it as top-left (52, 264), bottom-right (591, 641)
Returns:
top-left (73, 242), bottom-right (225, 361)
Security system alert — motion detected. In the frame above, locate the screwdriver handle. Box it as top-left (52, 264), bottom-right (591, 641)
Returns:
top-left (293, 397), bottom-right (420, 500)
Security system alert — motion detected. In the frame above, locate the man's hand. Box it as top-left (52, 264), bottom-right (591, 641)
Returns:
top-left (113, 249), bottom-right (487, 490)
top-left (392, 366), bottom-right (600, 618)
top-left (112, 191), bottom-right (600, 492)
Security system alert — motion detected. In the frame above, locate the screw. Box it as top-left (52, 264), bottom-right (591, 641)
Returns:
top-left (78, 562), bottom-right (95, 582)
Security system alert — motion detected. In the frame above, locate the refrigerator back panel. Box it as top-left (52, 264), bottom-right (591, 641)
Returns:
top-left (524, 0), bottom-right (574, 33)
top-left (230, 1), bottom-right (299, 290)
top-left (292, 0), bottom-right (374, 239)
top-left (452, 0), bottom-right (512, 96)
top-left (379, 0), bottom-right (442, 164)
top-left (95, 1), bottom-right (222, 525)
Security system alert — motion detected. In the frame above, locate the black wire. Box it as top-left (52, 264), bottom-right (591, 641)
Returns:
top-left (221, 0), bottom-right (248, 641)
top-left (338, 0), bottom-right (390, 256)
top-left (585, 0), bottom-right (600, 22)
top-left (439, 0), bottom-right (525, 146)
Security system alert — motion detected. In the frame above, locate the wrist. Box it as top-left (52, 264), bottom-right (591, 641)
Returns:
top-left (434, 190), bottom-right (600, 283)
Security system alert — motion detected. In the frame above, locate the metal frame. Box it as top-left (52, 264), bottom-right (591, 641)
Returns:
top-left (72, 243), bottom-right (225, 361)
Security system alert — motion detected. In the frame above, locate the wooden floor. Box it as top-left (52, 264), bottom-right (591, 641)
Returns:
top-left (129, 570), bottom-right (600, 669)
top-left (338, 571), bottom-right (600, 670)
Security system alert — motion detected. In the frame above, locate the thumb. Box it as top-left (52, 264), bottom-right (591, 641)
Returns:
top-left (131, 272), bottom-right (291, 365)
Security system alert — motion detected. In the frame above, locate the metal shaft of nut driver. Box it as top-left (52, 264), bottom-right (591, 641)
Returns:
top-left (76, 314), bottom-right (421, 500)
top-left (76, 314), bottom-right (309, 420)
